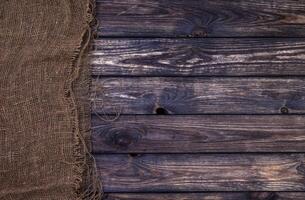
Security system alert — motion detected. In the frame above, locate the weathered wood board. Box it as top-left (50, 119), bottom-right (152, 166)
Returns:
top-left (92, 115), bottom-right (305, 153)
top-left (93, 0), bottom-right (305, 198)
top-left (96, 0), bottom-right (305, 37)
top-left (92, 77), bottom-right (305, 114)
top-left (96, 154), bottom-right (305, 192)
top-left (91, 38), bottom-right (305, 76)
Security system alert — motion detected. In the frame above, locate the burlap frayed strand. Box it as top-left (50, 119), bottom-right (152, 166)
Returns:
top-left (0, 0), bottom-right (102, 199)
top-left (66, 0), bottom-right (102, 199)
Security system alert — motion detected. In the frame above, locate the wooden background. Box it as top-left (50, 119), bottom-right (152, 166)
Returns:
top-left (91, 0), bottom-right (305, 199)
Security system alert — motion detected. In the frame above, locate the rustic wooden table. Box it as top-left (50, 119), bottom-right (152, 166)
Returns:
top-left (91, 0), bottom-right (305, 199)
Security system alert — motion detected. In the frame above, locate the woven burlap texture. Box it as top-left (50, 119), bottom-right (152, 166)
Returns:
top-left (0, 1), bottom-right (102, 199)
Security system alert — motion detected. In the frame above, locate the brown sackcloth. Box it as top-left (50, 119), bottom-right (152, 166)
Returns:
top-left (0, 0), bottom-right (102, 199)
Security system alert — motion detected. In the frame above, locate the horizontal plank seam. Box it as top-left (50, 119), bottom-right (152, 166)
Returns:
top-left (93, 152), bottom-right (305, 155)
top-left (91, 75), bottom-right (305, 78)
top-left (103, 191), bottom-right (305, 194)
top-left (96, 36), bottom-right (305, 39)
top-left (91, 113), bottom-right (305, 116)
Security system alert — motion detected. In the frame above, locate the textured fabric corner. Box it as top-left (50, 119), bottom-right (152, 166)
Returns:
top-left (0, 1), bottom-right (102, 199)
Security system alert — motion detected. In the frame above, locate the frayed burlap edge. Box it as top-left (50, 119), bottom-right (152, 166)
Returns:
top-left (63, 0), bottom-right (102, 199)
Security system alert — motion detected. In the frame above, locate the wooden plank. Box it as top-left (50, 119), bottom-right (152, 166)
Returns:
top-left (96, 154), bottom-right (305, 192)
top-left (104, 192), bottom-right (305, 200)
top-left (92, 77), bottom-right (305, 114)
top-left (91, 38), bottom-right (305, 76)
top-left (96, 0), bottom-right (305, 37)
top-left (92, 115), bottom-right (305, 153)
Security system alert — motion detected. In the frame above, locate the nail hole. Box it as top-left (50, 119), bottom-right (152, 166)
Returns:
top-left (129, 153), bottom-right (139, 157)
top-left (280, 106), bottom-right (289, 114)
top-left (155, 107), bottom-right (168, 115)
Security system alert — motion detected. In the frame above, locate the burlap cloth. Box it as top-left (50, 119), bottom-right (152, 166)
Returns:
top-left (0, 1), bottom-right (102, 199)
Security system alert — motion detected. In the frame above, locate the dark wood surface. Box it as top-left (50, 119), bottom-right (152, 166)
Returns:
top-left (96, 0), bottom-right (305, 37)
top-left (92, 115), bottom-right (305, 153)
top-left (93, 77), bottom-right (305, 114)
top-left (91, 38), bottom-right (305, 76)
top-left (104, 192), bottom-right (305, 200)
top-left (96, 154), bottom-right (305, 192)
top-left (93, 0), bottom-right (305, 198)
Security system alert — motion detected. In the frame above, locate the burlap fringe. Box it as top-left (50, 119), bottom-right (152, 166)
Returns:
top-left (63, 0), bottom-right (103, 199)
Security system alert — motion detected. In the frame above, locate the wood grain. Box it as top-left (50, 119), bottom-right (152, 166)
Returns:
top-left (91, 38), bottom-right (305, 76)
top-left (96, 154), bottom-right (305, 192)
top-left (92, 77), bottom-right (305, 114)
top-left (95, 1), bottom-right (305, 196)
top-left (92, 115), bottom-right (305, 153)
top-left (104, 192), bottom-right (305, 200)
top-left (96, 0), bottom-right (305, 37)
